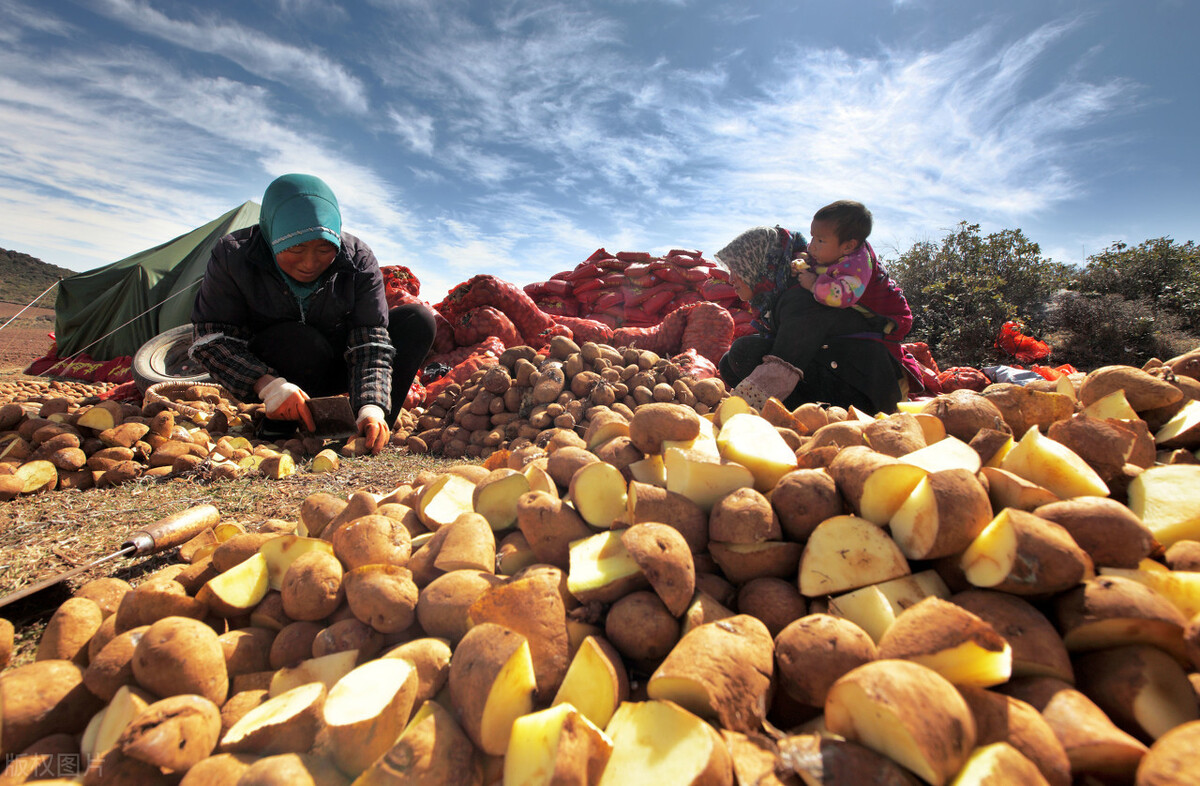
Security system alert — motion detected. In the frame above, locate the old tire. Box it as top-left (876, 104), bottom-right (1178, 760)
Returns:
top-left (132, 324), bottom-right (213, 393)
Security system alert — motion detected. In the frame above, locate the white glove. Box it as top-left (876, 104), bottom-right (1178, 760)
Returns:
top-left (259, 377), bottom-right (315, 431)
top-left (732, 355), bottom-right (803, 410)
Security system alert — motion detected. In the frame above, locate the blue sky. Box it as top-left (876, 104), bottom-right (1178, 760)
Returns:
top-left (2, 0), bottom-right (1197, 302)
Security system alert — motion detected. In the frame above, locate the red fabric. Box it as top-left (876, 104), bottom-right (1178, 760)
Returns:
top-left (24, 348), bottom-right (133, 384)
top-left (1030, 363), bottom-right (1078, 381)
top-left (99, 380), bottom-right (143, 401)
top-left (936, 367), bottom-right (990, 392)
top-left (995, 321), bottom-right (1052, 364)
top-left (903, 342), bottom-right (940, 376)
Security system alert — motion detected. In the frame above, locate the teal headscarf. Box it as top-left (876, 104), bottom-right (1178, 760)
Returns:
top-left (259, 173), bottom-right (342, 308)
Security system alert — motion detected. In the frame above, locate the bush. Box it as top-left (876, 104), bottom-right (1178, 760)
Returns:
top-left (1042, 292), bottom-right (1194, 371)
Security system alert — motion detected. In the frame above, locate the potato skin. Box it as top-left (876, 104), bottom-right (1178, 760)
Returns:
top-left (118, 694), bottom-right (222, 772)
top-left (343, 564), bottom-right (419, 635)
top-left (37, 596), bottom-right (104, 664)
top-left (628, 402), bottom-right (701, 454)
top-left (606, 590), bottom-right (680, 664)
top-left (769, 469), bottom-right (844, 542)
top-left (132, 616), bottom-right (229, 706)
top-left (775, 614), bottom-right (876, 706)
top-left (280, 550), bottom-right (344, 621)
top-left (0, 659), bottom-right (105, 757)
top-left (83, 625), bottom-right (150, 701)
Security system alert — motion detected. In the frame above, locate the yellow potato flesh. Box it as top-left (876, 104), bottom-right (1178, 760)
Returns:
top-left (664, 448), bottom-right (755, 511)
top-left (858, 463), bottom-right (927, 525)
top-left (824, 682), bottom-right (940, 785)
top-left (828, 571), bottom-right (951, 644)
top-left (479, 641), bottom-right (537, 755)
top-left (715, 413), bottom-right (799, 491)
top-left (203, 552), bottom-right (270, 612)
top-left (269, 649), bottom-right (359, 697)
top-left (960, 513), bottom-right (1018, 588)
top-left (1127, 465), bottom-right (1200, 547)
top-left (567, 531), bottom-right (641, 597)
top-left (1098, 567), bottom-right (1200, 618)
top-left (799, 515), bottom-right (910, 597)
top-left (909, 641), bottom-right (1013, 688)
top-left (598, 701), bottom-right (718, 786)
top-left (260, 536), bottom-right (335, 591)
top-left (900, 436), bottom-right (981, 474)
top-left (504, 703), bottom-right (572, 786)
top-left (1000, 426), bottom-right (1109, 499)
top-left (552, 636), bottom-right (621, 729)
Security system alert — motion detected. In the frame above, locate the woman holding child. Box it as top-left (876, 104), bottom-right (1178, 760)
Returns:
top-left (716, 200), bottom-right (915, 414)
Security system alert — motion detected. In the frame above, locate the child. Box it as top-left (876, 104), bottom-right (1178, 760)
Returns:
top-left (716, 200), bottom-right (915, 413)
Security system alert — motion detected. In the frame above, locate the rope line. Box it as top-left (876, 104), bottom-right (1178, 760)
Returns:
top-left (0, 279), bottom-right (60, 334)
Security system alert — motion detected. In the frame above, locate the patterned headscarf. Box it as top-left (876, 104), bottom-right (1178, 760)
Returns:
top-left (715, 226), bottom-right (804, 334)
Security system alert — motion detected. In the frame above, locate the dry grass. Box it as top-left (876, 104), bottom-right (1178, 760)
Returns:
top-left (0, 447), bottom-right (473, 668)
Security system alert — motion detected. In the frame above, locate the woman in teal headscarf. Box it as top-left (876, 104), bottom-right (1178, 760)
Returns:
top-left (190, 173), bottom-right (436, 453)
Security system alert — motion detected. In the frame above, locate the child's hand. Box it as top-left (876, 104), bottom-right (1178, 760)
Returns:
top-left (790, 253), bottom-right (811, 273)
top-left (796, 270), bottom-right (818, 290)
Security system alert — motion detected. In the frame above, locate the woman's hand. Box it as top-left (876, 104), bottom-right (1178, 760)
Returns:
top-left (357, 405), bottom-right (390, 455)
top-left (257, 376), bottom-right (316, 432)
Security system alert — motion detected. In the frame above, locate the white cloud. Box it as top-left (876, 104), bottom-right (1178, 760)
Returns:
top-left (88, 0), bottom-right (370, 113)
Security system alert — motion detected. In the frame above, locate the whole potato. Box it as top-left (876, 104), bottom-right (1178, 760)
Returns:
top-left (280, 550), bottom-right (344, 621)
top-left (132, 616), bottom-right (228, 706)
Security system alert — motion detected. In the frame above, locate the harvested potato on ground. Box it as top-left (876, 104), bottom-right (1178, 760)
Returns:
top-left (950, 742), bottom-right (1050, 786)
top-left (517, 490), bottom-right (594, 568)
top-left (959, 508), bottom-right (1093, 596)
top-left (259, 534), bottom-right (336, 589)
top-left (118, 694), bottom-right (222, 772)
top-left (957, 686), bottom-right (1071, 786)
top-left (132, 616), bottom-right (228, 706)
top-left (1126, 464), bottom-right (1200, 548)
top-left (981, 382), bottom-right (1075, 435)
top-left (708, 486), bottom-right (780, 544)
top-left (468, 566), bottom-right (570, 699)
top-left (83, 625), bottom-right (149, 701)
top-left (878, 597), bottom-right (1012, 687)
top-left (417, 569), bottom-right (504, 643)
top-left (920, 389), bottom-right (1011, 443)
top-left (415, 473), bottom-right (476, 531)
top-left (0, 659), bottom-right (103, 757)
top-left (768, 468), bottom-right (844, 541)
top-left (1055, 575), bottom-right (1189, 662)
top-left (37, 596), bottom-right (104, 664)
top-left (799, 515), bottom-right (911, 597)
top-left (298, 492), bottom-right (347, 538)
top-left (567, 530), bottom-right (649, 604)
top-left (428, 513), bottom-right (493, 575)
top-left (545, 445), bottom-right (600, 489)
top-left (269, 621), bottom-right (323, 670)
top-left (1000, 425), bottom-right (1110, 499)
top-left (605, 590), bottom-right (679, 665)
top-left (219, 681), bottom-right (327, 756)
top-left (354, 699), bottom-right (482, 785)
top-left (950, 589), bottom-right (1074, 684)
top-left (448, 623), bottom-right (537, 756)
top-left (663, 447), bottom-right (756, 512)
top-left (472, 468), bottom-right (531, 531)
top-left (569, 460), bottom-right (629, 529)
top-left (1079, 364), bottom-right (1183, 411)
top-left (621, 522), bottom-right (695, 617)
top-left (648, 614), bottom-right (774, 733)
top-left (269, 650), bottom-right (358, 698)
top-left (328, 514), bottom-right (411, 571)
top-left (775, 613), bottom-right (876, 707)
top-left (345, 566), bottom-right (420, 633)
top-left (826, 570), bottom-right (951, 644)
top-left (863, 412), bottom-right (927, 457)
top-left (626, 480), bottom-right (709, 554)
top-left (774, 732), bottom-right (923, 786)
top-left (708, 539), bottom-right (803, 585)
top-left (323, 657), bottom-right (419, 776)
top-left (1002, 676), bottom-right (1149, 781)
top-left (629, 402), bottom-right (702, 454)
top-left (828, 446), bottom-right (928, 526)
top-left (381, 637), bottom-right (454, 706)
top-left (218, 626), bottom-right (275, 677)
top-left (1135, 719), bottom-right (1200, 785)
top-left (312, 618), bottom-right (385, 661)
top-left (979, 465), bottom-right (1060, 511)
top-left (737, 577), bottom-right (806, 637)
top-left (597, 700), bottom-right (732, 786)
top-left (197, 551), bottom-right (270, 617)
top-left (504, 702), bottom-right (613, 786)
top-left (112, 579), bottom-right (206, 633)
top-left (824, 659), bottom-right (976, 786)
top-left (280, 549), bottom-right (344, 621)
top-left (1074, 644), bottom-right (1199, 743)
top-left (74, 577), bottom-right (132, 618)
top-left (551, 635), bottom-right (629, 731)
top-left (889, 468), bottom-right (993, 560)
top-left (715, 412), bottom-right (799, 491)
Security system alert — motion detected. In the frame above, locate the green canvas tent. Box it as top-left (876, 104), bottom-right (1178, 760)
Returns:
top-left (53, 201), bottom-right (261, 360)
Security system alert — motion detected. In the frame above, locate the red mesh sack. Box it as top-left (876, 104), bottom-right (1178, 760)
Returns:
top-left (936, 367), bottom-right (990, 393)
top-left (453, 306), bottom-right (522, 348)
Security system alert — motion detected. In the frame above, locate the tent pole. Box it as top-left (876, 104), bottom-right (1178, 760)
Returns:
top-left (0, 279), bottom-right (60, 334)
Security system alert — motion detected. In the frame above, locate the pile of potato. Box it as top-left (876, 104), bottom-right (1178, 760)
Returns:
top-left (6, 346), bottom-right (1200, 784)
top-left (0, 383), bottom-right (423, 497)
top-left (402, 336), bottom-right (727, 459)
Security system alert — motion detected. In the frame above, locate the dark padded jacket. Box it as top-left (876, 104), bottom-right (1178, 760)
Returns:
top-left (190, 226), bottom-right (393, 411)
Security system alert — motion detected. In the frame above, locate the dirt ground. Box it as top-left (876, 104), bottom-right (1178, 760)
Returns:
top-left (0, 301), bottom-right (55, 376)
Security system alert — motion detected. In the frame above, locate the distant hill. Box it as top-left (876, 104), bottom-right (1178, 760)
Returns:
top-left (1, 248), bottom-right (75, 306)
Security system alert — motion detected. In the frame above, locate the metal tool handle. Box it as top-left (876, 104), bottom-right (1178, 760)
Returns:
top-left (120, 504), bottom-right (221, 556)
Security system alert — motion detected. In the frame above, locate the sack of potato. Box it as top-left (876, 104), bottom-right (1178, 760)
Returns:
top-left (7, 356), bottom-right (1200, 783)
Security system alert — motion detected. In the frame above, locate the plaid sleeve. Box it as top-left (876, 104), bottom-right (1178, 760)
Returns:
top-left (345, 325), bottom-right (394, 412)
top-left (188, 321), bottom-right (273, 403)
